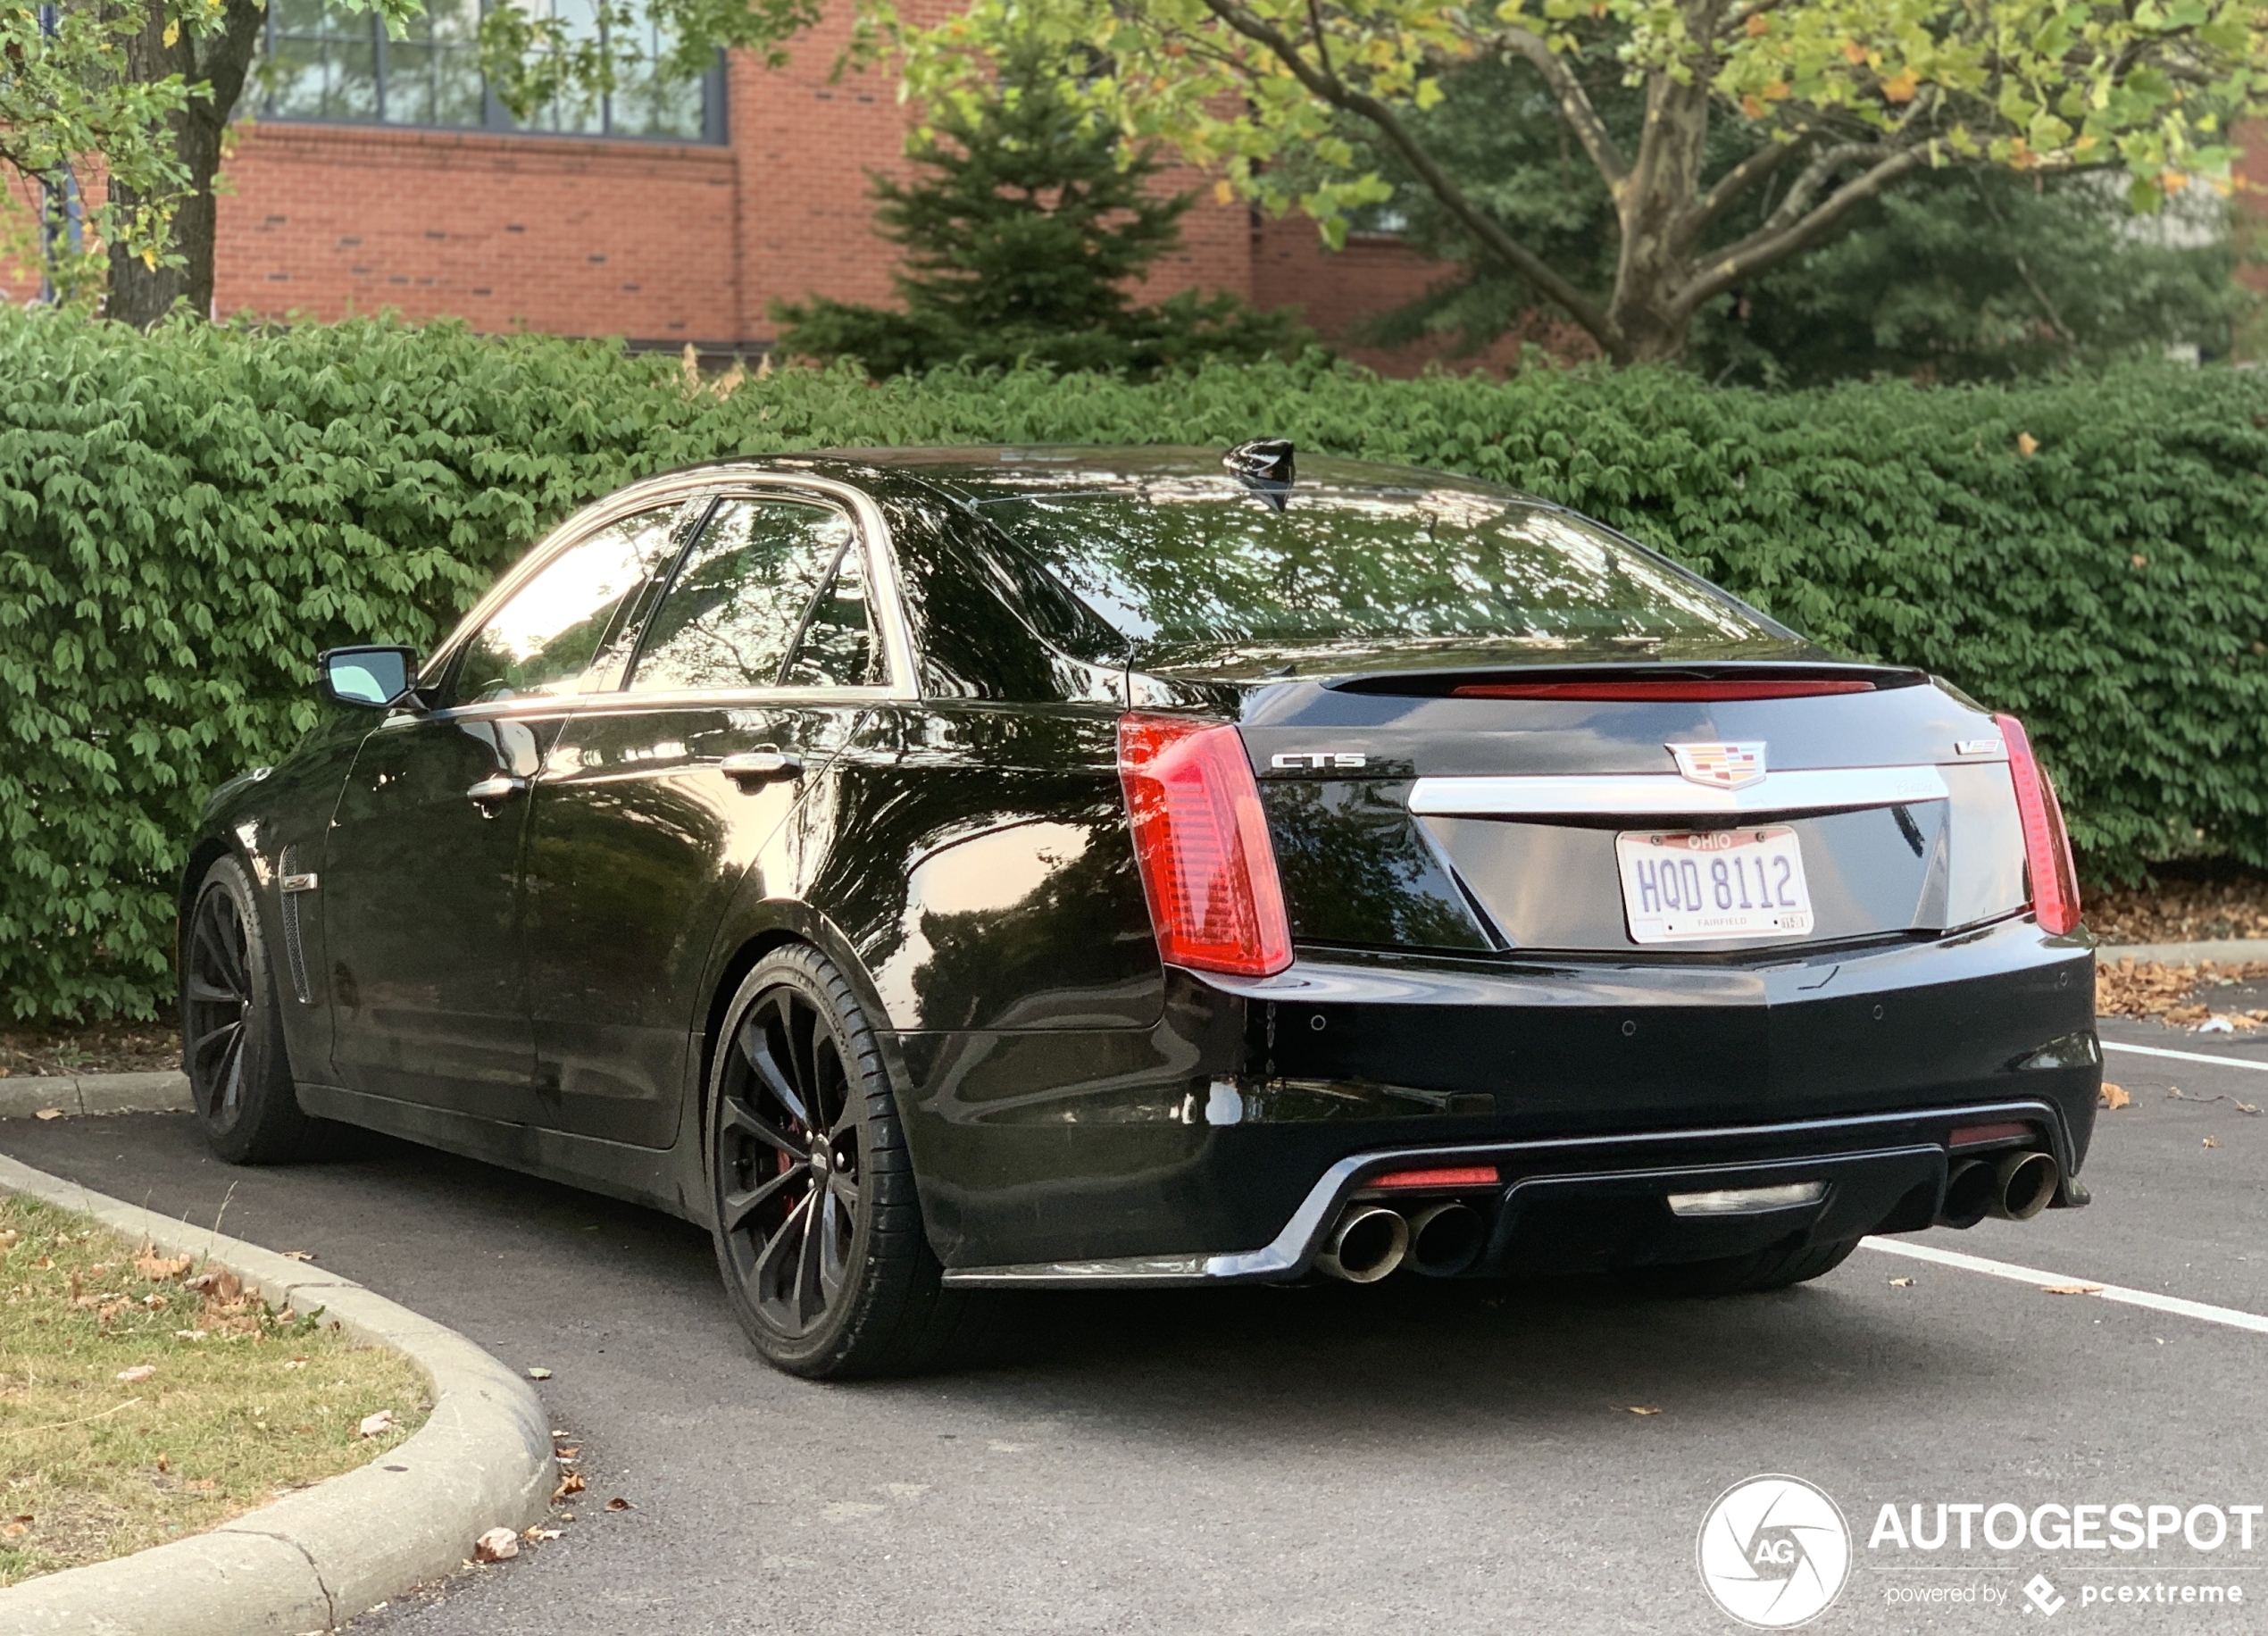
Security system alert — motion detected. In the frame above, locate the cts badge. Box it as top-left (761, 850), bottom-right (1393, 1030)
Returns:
top-left (1271, 751), bottom-right (1367, 772)
top-left (1671, 741), bottom-right (1766, 790)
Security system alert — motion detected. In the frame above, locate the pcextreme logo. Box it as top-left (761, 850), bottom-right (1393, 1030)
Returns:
top-left (1697, 1474), bottom-right (1854, 1628)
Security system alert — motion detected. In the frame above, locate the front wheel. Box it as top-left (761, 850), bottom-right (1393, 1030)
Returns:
top-left (706, 946), bottom-right (988, 1379)
top-left (180, 855), bottom-right (314, 1164)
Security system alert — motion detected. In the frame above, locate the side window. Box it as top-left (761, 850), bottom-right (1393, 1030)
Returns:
top-left (628, 497), bottom-right (877, 692)
top-left (452, 505), bottom-right (687, 704)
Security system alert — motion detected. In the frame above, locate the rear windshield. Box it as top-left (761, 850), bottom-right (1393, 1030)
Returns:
top-left (977, 480), bottom-right (1775, 653)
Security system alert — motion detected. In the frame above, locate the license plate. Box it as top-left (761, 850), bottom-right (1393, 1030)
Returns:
top-left (1615, 827), bottom-right (1814, 944)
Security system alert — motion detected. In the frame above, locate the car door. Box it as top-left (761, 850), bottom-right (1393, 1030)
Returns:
top-left (321, 499), bottom-right (692, 1122)
top-left (520, 484), bottom-right (900, 1146)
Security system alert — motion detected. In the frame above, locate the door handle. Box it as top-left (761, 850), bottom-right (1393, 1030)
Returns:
top-left (466, 773), bottom-right (528, 812)
top-left (719, 749), bottom-right (804, 787)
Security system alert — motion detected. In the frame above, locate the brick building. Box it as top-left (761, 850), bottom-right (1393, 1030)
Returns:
top-left (44, 0), bottom-right (1514, 372)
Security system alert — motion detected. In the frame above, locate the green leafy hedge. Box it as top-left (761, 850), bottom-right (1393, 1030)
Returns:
top-left (6, 305), bottom-right (2265, 1019)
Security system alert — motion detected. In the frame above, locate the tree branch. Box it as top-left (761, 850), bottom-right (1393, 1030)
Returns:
top-left (1673, 145), bottom-right (1930, 313)
top-left (1675, 131), bottom-right (1807, 247)
top-left (1486, 27), bottom-right (1629, 187)
top-left (1195, 0), bottom-right (1623, 353)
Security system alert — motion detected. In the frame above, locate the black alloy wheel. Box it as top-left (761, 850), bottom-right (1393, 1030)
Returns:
top-left (707, 946), bottom-right (988, 1379)
top-left (181, 855), bottom-right (313, 1164)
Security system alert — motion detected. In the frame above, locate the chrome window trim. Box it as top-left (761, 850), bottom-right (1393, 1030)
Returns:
top-left (1407, 764), bottom-right (1951, 819)
top-left (420, 467), bottom-right (921, 705)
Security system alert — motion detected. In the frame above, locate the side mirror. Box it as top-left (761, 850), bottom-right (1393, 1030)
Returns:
top-left (318, 646), bottom-right (422, 709)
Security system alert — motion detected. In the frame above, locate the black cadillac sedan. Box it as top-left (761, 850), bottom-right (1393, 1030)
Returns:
top-left (180, 443), bottom-right (2097, 1378)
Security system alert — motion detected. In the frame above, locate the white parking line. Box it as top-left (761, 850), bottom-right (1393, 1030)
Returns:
top-left (2103, 1039), bottom-right (2268, 1073)
top-left (1862, 1239), bottom-right (2268, 1338)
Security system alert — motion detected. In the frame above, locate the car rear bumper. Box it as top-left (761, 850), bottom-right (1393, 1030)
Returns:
top-left (900, 914), bottom-right (2097, 1279)
top-left (938, 1098), bottom-right (2077, 1286)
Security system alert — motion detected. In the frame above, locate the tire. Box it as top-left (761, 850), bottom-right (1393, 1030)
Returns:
top-left (180, 854), bottom-right (315, 1164)
top-left (705, 946), bottom-right (990, 1380)
top-left (1625, 1234), bottom-right (1861, 1299)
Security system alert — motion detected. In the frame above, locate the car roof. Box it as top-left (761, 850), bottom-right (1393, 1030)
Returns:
top-left (809, 445), bottom-right (1535, 505)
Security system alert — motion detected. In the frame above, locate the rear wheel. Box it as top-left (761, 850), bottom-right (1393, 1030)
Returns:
top-left (181, 855), bottom-right (313, 1164)
top-left (1626, 1235), bottom-right (1861, 1298)
top-left (707, 946), bottom-right (988, 1379)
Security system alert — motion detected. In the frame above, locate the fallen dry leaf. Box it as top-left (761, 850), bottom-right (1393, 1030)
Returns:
top-left (1626, 1406), bottom-right (1662, 1416)
top-left (280, 1250), bottom-right (316, 1263)
top-left (2097, 959), bottom-right (2268, 1029)
top-left (32, 1108), bottom-right (63, 1121)
top-left (551, 1472), bottom-right (586, 1504)
top-left (2016, 431), bottom-right (2039, 457)
top-left (185, 1478), bottom-right (217, 1492)
top-left (155, 1454), bottom-right (168, 1473)
top-left (473, 1527), bottom-right (519, 1563)
top-left (2042, 1283), bottom-right (2105, 1296)
top-left (2204, 1136), bottom-right (2222, 1148)
top-left (357, 1409), bottom-right (396, 1439)
top-left (525, 1366), bottom-right (553, 1381)
top-left (556, 1447), bottom-right (580, 1460)
top-left (2100, 1082), bottom-right (2130, 1111)
top-left (115, 1365), bottom-right (155, 1384)
top-left (281, 1357), bottom-right (309, 1371)
top-left (605, 1497), bottom-right (632, 1512)
top-left (524, 1526), bottom-right (563, 1542)
top-left (1889, 1276), bottom-right (1915, 1288)
top-left (0, 1230), bottom-right (17, 1250)
top-left (0, 1523), bottom-right (23, 1540)
top-left (2240, 1103), bottom-right (2262, 1116)
top-left (172, 1328), bottom-right (207, 1341)
top-left (185, 1270), bottom-right (242, 1302)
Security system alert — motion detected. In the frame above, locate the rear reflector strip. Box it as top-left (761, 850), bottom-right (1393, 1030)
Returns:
top-left (1366, 1165), bottom-right (1502, 1190)
top-left (1948, 1122), bottom-right (2034, 1148)
top-left (1450, 680), bottom-right (1878, 702)
top-left (1666, 1181), bottom-right (1827, 1216)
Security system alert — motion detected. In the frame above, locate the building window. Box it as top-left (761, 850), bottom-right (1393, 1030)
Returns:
top-left (257, 0), bottom-right (724, 143)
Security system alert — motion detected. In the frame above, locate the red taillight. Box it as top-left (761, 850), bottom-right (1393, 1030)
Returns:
top-left (1994, 713), bottom-right (2082, 937)
top-left (1448, 680), bottom-right (1876, 701)
top-left (1368, 1165), bottom-right (1502, 1190)
top-left (1117, 714), bottom-right (1293, 977)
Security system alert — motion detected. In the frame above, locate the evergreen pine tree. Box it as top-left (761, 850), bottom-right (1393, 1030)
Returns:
top-left (772, 53), bottom-right (1309, 376)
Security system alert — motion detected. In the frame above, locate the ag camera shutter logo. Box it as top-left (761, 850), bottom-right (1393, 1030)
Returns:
top-left (1697, 1474), bottom-right (1852, 1628)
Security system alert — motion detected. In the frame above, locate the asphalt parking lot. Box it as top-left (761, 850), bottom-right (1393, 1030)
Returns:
top-left (4, 1012), bottom-right (2264, 1635)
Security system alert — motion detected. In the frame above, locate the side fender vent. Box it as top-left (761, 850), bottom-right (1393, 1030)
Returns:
top-left (278, 845), bottom-right (313, 1005)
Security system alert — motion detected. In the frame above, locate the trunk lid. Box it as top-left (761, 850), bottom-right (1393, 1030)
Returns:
top-left (1236, 664), bottom-right (2027, 956)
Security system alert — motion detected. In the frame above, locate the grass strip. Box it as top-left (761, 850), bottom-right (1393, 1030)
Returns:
top-left (0, 1194), bottom-right (428, 1586)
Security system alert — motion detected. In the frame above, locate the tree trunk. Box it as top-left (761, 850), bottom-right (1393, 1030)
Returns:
top-left (1605, 65), bottom-right (1714, 363)
top-left (104, 0), bottom-right (266, 328)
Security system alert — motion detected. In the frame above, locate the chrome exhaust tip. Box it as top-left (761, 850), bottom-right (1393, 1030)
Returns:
top-left (1316, 1205), bottom-right (1410, 1283)
top-left (1405, 1201), bottom-right (1486, 1278)
top-left (1938, 1157), bottom-right (1997, 1230)
top-left (1989, 1150), bottom-right (2060, 1223)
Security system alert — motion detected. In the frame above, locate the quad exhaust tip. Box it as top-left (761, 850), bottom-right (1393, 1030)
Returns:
top-left (1316, 1199), bottom-right (1488, 1281)
top-left (1939, 1149), bottom-right (2060, 1229)
top-left (1316, 1205), bottom-right (1408, 1283)
top-left (1406, 1201), bottom-right (1486, 1278)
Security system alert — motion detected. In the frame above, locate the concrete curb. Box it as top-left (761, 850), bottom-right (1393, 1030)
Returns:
top-left (2097, 938), bottom-right (2268, 966)
top-left (0, 1156), bottom-right (554, 1635)
top-left (0, 1073), bottom-right (190, 1122)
